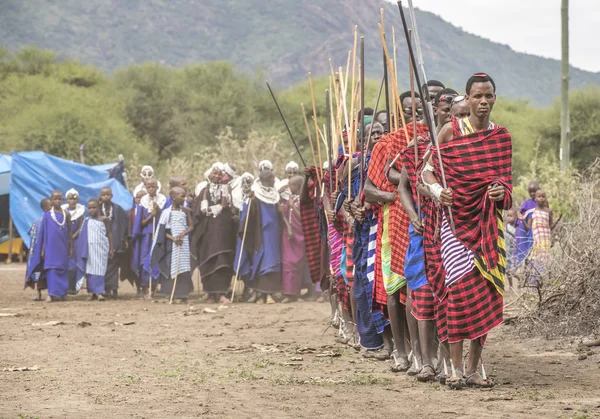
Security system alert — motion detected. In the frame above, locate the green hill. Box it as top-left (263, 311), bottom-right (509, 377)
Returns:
top-left (1, 0), bottom-right (598, 104)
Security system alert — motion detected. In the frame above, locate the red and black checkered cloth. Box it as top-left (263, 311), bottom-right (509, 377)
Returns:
top-left (301, 166), bottom-right (324, 284)
top-left (431, 124), bottom-right (513, 271)
top-left (401, 135), bottom-right (430, 204)
top-left (368, 127), bottom-right (428, 277)
top-left (446, 267), bottom-right (503, 344)
top-left (410, 284), bottom-right (436, 321)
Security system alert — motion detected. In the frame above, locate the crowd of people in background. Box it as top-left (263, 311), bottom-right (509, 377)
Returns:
top-left (23, 72), bottom-right (561, 390)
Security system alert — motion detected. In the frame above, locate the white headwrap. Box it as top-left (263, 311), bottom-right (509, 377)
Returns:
top-left (204, 162), bottom-right (225, 181)
top-left (134, 165), bottom-right (161, 195)
top-left (285, 161), bottom-right (299, 171)
top-left (258, 160), bottom-right (273, 172)
top-left (140, 165), bottom-right (154, 180)
top-left (224, 163), bottom-right (236, 178)
top-left (65, 188), bottom-right (79, 199)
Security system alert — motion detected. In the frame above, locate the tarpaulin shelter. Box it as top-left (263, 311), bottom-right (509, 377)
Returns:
top-left (9, 151), bottom-right (133, 248)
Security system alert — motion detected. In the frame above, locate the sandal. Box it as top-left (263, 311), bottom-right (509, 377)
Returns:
top-left (447, 369), bottom-right (467, 390)
top-left (374, 348), bottom-right (393, 361)
top-left (390, 351), bottom-right (410, 373)
top-left (465, 372), bottom-right (494, 388)
top-left (416, 364), bottom-right (437, 382)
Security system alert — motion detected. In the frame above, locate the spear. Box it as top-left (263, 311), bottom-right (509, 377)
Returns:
top-left (265, 82), bottom-right (307, 167)
top-left (398, 1), bottom-right (455, 231)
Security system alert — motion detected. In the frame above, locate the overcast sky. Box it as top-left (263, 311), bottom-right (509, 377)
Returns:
top-left (408, 0), bottom-right (599, 72)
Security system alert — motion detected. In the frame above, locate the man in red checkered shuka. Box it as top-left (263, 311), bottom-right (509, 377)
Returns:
top-left (421, 73), bottom-right (512, 389)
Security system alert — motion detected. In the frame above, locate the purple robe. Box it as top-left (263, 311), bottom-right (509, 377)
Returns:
top-left (515, 198), bottom-right (536, 265)
top-left (281, 197), bottom-right (306, 296)
top-left (27, 211), bottom-right (70, 297)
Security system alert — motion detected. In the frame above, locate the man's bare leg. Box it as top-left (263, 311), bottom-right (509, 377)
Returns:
top-left (465, 339), bottom-right (491, 386)
top-left (416, 319), bottom-right (437, 381)
top-left (388, 291), bottom-right (409, 371)
top-left (406, 296), bottom-right (422, 375)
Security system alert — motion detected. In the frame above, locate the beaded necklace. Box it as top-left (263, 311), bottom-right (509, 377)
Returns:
top-left (50, 207), bottom-right (66, 228)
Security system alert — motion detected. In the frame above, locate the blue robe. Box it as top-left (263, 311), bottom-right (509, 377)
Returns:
top-left (131, 204), bottom-right (162, 287)
top-left (27, 211), bottom-right (70, 297)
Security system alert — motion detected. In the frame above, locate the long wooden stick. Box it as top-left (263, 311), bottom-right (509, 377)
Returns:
top-left (301, 103), bottom-right (320, 184)
top-left (359, 37), bottom-right (365, 189)
top-left (393, 25), bottom-right (398, 91)
top-left (379, 24), bottom-right (410, 141)
top-left (169, 243), bottom-right (182, 304)
top-left (266, 81), bottom-right (307, 167)
top-left (308, 73), bottom-right (323, 173)
top-left (398, 1), bottom-right (455, 231)
top-left (231, 199), bottom-right (252, 303)
top-left (408, 29), bottom-right (421, 216)
top-left (349, 26), bottom-right (358, 153)
top-left (338, 66), bottom-right (351, 146)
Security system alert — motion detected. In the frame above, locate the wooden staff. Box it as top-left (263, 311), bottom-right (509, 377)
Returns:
top-left (266, 81), bottom-right (307, 167)
top-left (408, 29), bottom-right (421, 216)
top-left (326, 89), bottom-right (333, 194)
top-left (301, 103), bottom-right (321, 185)
top-left (378, 24), bottom-right (410, 141)
top-left (393, 26), bottom-right (399, 91)
top-left (231, 199), bottom-right (252, 303)
top-left (398, 1), bottom-right (455, 231)
top-left (359, 36), bottom-right (366, 189)
top-left (308, 73), bottom-right (323, 172)
top-left (344, 50), bottom-right (351, 98)
top-left (349, 26), bottom-right (358, 153)
top-left (338, 66), bottom-right (351, 146)
top-left (169, 243), bottom-right (182, 304)
top-left (362, 76), bottom-right (386, 186)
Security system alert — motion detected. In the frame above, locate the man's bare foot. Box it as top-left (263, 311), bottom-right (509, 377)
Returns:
top-left (45, 296), bottom-right (54, 303)
top-left (219, 295), bottom-right (231, 304)
top-left (465, 372), bottom-right (494, 388)
top-left (447, 369), bottom-right (466, 390)
top-left (417, 364), bottom-right (437, 382)
top-left (266, 295), bottom-right (276, 304)
top-left (407, 359), bottom-right (422, 376)
top-left (97, 294), bottom-right (106, 301)
top-left (390, 350), bottom-right (410, 373)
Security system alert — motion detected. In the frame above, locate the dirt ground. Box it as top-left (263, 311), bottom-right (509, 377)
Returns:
top-left (1, 265), bottom-right (599, 419)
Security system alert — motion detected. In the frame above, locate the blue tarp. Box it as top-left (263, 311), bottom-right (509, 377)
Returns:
top-left (0, 155), bottom-right (12, 195)
top-left (10, 151), bottom-right (133, 248)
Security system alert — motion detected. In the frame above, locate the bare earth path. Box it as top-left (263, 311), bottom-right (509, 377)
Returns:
top-left (1, 265), bottom-right (599, 419)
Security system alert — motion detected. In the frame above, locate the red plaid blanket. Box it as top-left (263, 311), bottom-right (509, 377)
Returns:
top-left (301, 166), bottom-right (323, 284)
top-left (369, 127), bottom-right (428, 276)
top-left (431, 126), bottom-right (513, 270)
top-left (401, 136), bottom-right (430, 204)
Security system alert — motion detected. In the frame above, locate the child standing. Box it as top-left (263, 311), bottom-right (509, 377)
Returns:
top-left (518, 189), bottom-right (562, 288)
top-left (27, 190), bottom-right (73, 302)
top-left (77, 199), bottom-right (113, 301)
top-left (25, 198), bottom-right (52, 301)
top-left (63, 188), bottom-right (85, 295)
top-left (150, 187), bottom-right (194, 302)
top-left (128, 190), bottom-right (147, 296)
top-left (99, 187), bottom-right (130, 299)
top-left (132, 178), bottom-right (166, 298)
